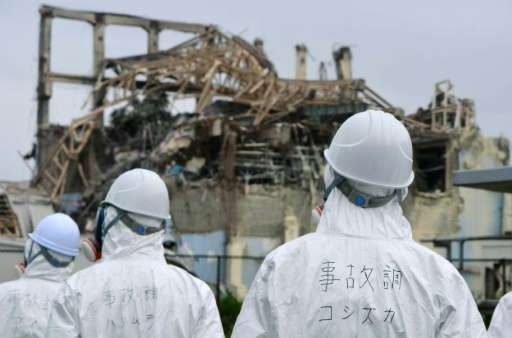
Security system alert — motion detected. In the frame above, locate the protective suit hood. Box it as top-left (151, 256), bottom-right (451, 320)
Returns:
top-left (23, 240), bottom-right (74, 283)
top-left (318, 165), bottom-right (412, 240)
top-left (100, 207), bottom-right (166, 262)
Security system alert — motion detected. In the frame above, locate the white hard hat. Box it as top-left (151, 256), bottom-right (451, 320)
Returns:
top-left (28, 213), bottom-right (80, 257)
top-left (324, 110), bottom-right (414, 188)
top-left (105, 168), bottom-right (170, 220)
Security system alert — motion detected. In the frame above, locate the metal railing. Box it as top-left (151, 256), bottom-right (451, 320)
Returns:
top-left (422, 236), bottom-right (512, 297)
top-left (422, 235), bottom-right (512, 269)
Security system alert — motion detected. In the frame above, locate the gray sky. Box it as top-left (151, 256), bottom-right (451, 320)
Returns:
top-left (1, 0), bottom-right (511, 181)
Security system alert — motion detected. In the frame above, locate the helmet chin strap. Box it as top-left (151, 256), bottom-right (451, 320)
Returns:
top-left (324, 173), bottom-right (400, 208)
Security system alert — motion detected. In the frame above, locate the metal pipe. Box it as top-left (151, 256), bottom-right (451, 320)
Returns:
top-left (459, 239), bottom-right (465, 271)
top-left (503, 259), bottom-right (508, 296)
top-left (216, 255), bottom-right (221, 303)
top-left (422, 235), bottom-right (512, 243)
top-left (165, 253), bottom-right (264, 260)
top-left (449, 258), bottom-right (512, 262)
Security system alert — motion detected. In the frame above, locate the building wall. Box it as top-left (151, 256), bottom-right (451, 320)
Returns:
top-left (457, 185), bottom-right (504, 298)
top-left (406, 191), bottom-right (462, 239)
top-left (406, 130), bottom-right (511, 299)
top-left (455, 134), bottom-right (510, 298)
top-left (180, 230), bottom-right (226, 285)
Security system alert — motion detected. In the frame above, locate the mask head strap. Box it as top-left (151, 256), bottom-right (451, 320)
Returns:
top-left (323, 173), bottom-right (345, 202)
top-left (41, 248), bottom-right (74, 268)
top-left (25, 241), bottom-right (74, 268)
top-left (24, 240), bottom-right (35, 266)
top-left (119, 212), bottom-right (164, 236)
top-left (96, 202), bottom-right (167, 241)
top-left (324, 172), bottom-right (398, 208)
top-left (95, 202), bottom-right (123, 247)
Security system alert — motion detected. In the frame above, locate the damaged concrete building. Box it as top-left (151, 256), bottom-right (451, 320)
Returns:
top-left (405, 81), bottom-right (512, 300)
top-left (5, 5), bottom-right (509, 299)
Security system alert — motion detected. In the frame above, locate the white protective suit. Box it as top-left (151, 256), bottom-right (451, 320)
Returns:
top-left (46, 208), bottom-right (224, 338)
top-left (0, 242), bottom-right (73, 338)
top-left (232, 166), bottom-right (487, 338)
top-left (488, 291), bottom-right (512, 338)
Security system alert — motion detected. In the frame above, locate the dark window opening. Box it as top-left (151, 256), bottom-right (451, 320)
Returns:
top-left (414, 143), bottom-right (446, 192)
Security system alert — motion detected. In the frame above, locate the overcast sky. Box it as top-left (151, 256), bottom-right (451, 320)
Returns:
top-left (1, 0), bottom-right (511, 181)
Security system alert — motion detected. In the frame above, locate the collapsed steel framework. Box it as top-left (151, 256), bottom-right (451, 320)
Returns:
top-left (32, 6), bottom-right (408, 205)
top-left (30, 6), bottom-right (459, 240)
